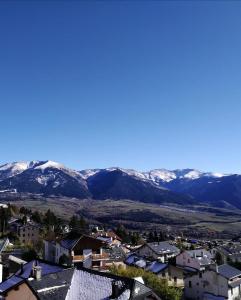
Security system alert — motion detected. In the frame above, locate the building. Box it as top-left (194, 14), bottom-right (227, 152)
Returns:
top-left (44, 234), bottom-right (110, 270)
top-left (0, 238), bottom-right (10, 283)
top-left (94, 230), bottom-right (122, 247)
top-left (9, 221), bottom-right (39, 245)
top-left (125, 254), bottom-right (184, 287)
top-left (134, 241), bottom-right (180, 262)
top-left (184, 264), bottom-right (241, 300)
top-left (0, 259), bottom-right (160, 299)
top-left (216, 243), bottom-right (241, 264)
top-left (176, 249), bottom-right (214, 271)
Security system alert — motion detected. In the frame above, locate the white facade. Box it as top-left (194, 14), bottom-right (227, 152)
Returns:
top-left (176, 249), bottom-right (213, 271)
top-left (185, 268), bottom-right (241, 300)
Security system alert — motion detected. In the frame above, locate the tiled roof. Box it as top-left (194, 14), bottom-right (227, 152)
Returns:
top-left (60, 238), bottom-right (80, 250)
top-left (0, 275), bottom-right (23, 294)
top-left (146, 261), bottom-right (168, 274)
top-left (16, 260), bottom-right (64, 279)
top-left (125, 254), bottom-right (168, 274)
top-left (218, 264), bottom-right (241, 279)
top-left (0, 260), bottom-right (157, 300)
top-left (0, 260), bottom-right (66, 294)
top-left (28, 268), bottom-right (74, 300)
top-left (147, 242), bottom-right (180, 255)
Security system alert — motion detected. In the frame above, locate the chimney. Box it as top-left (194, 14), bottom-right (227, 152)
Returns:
top-left (32, 263), bottom-right (42, 281)
top-left (111, 281), bottom-right (122, 298)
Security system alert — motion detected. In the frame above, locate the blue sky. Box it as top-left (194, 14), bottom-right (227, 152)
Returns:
top-left (1, 1), bottom-right (241, 172)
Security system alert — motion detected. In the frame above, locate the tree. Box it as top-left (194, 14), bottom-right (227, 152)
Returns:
top-left (59, 254), bottom-right (71, 266)
top-left (69, 215), bottom-right (79, 229)
top-left (215, 252), bottom-right (223, 265)
top-left (44, 209), bottom-right (57, 229)
top-left (109, 265), bottom-right (182, 300)
top-left (0, 206), bottom-right (11, 234)
top-left (32, 211), bottom-right (42, 224)
top-left (22, 249), bottom-right (37, 262)
top-left (148, 232), bottom-right (154, 242)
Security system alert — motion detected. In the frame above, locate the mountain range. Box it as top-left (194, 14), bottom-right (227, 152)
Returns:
top-left (0, 160), bottom-right (240, 209)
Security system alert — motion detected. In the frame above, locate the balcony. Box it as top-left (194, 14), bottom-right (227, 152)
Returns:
top-left (72, 252), bottom-right (109, 262)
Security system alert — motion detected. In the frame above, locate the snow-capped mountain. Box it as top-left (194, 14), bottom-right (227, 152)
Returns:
top-left (0, 160), bottom-right (240, 209)
top-left (80, 167), bottom-right (228, 183)
top-left (0, 160), bottom-right (90, 198)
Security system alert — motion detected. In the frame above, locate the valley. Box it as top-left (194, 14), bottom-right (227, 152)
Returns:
top-left (2, 193), bottom-right (241, 238)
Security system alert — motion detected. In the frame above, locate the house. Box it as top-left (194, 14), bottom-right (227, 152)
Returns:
top-left (94, 230), bottom-right (122, 247)
top-left (0, 259), bottom-right (160, 299)
top-left (125, 254), bottom-right (184, 287)
top-left (44, 234), bottom-right (110, 270)
top-left (176, 249), bottom-right (214, 271)
top-left (134, 241), bottom-right (180, 262)
top-left (0, 238), bottom-right (10, 283)
top-left (9, 221), bottom-right (39, 245)
top-left (184, 264), bottom-right (241, 300)
top-left (216, 243), bottom-right (241, 264)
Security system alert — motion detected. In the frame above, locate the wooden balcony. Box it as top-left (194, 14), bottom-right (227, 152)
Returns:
top-left (92, 253), bottom-right (109, 260)
top-left (72, 252), bottom-right (109, 262)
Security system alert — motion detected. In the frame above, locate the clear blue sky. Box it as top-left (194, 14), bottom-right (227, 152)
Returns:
top-left (1, 1), bottom-right (241, 173)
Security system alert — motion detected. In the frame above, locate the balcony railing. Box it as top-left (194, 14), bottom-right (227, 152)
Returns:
top-left (72, 252), bottom-right (109, 262)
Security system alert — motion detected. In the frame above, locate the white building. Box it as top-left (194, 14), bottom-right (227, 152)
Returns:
top-left (176, 249), bottom-right (214, 271)
top-left (134, 241), bottom-right (180, 262)
top-left (184, 264), bottom-right (241, 300)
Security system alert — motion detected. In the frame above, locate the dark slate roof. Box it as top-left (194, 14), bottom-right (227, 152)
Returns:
top-left (146, 261), bottom-right (168, 274)
top-left (0, 275), bottom-right (23, 294)
top-left (60, 239), bottom-right (80, 250)
top-left (218, 264), bottom-right (241, 279)
top-left (16, 260), bottom-right (64, 279)
top-left (28, 268), bottom-right (74, 300)
top-left (1, 260), bottom-right (158, 300)
top-left (106, 246), bottom-right (126, 261)
top-left (147, 242), bottom-right (180, 255)
top-left (132, 280), bottom-right (153, 299)
top-left (0, 260), bottom-right (66, 295)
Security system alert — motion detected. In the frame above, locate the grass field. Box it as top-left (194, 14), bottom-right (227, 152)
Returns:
top-left (3, 194), bottom-right (241, 237)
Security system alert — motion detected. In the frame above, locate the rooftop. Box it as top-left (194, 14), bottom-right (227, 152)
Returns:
top-left (218, 264), bottom-right (241, 280)
top-left (147, 241), bottom-right (180, 255)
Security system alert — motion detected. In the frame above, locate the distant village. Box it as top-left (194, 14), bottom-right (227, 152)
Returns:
top-left (0, 203), bottom-right (241, 300)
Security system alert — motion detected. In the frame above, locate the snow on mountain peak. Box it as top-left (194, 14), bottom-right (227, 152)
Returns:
top-left (34, 160), bottom-right (65, 171)
top-left (0, 161), bottom-right (35, 178)
top-left (146, 169), bottom-right (177, 182)
top-left (182, 170), bottom-right (202, 180)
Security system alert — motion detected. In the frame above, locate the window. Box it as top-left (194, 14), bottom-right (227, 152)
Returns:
top-left (162, 273), bottom-right (165, 277)
top-left (189, 281), bottom-right (192, 288)
top-left (231, 287), bottom-right (233, 295)
top-left (199, 272), bottom-right (202, 278)
top-left (174, 277), bottom-right (177, 283)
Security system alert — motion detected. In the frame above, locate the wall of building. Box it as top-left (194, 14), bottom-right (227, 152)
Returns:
top-left (176, 252), bottom-right (200, 270)
top-left (184, 270), bottom-right (229, 300)
top-left (18, 225), bottom-right (39, 245)
top-left (135, 246), bottom-right (159, 260)
top-left (5, 283), bottom-right (37, 300)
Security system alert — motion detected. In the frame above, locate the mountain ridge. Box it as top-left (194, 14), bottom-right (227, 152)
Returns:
top-left (0, 160), bottom-right (240, 208)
